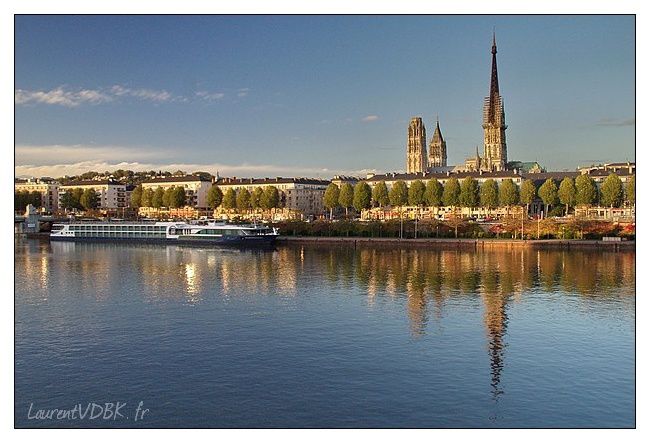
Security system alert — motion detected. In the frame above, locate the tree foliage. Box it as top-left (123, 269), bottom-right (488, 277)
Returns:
top-left (538, 178), bottom-right (558, 214)
top-left (442, 178), bottom-right (460, 206)
top-left (408, 180), bottom-right (426, 206)
top-left (324, 183), bottom-right (341, 211)
top-left (520, 179), bottom-right (537, 206)
top-left (459, 177), bottom-right (479, 207)
top-left (80, 188), bottom-right (99, 210)
top-left (480, 179), bottom-right (499, 208)
top-left (222, 189), bottom-right (237, 210)
top-left (260, 186), bottom-right (280, 210)
top-left (130, 184), bottom-right (143, 208)
top-left (236, 189), bottom-right (251, 211)
top-left (575, 174), bottom-right (597, 206)
top-left (152, 187), bottom-right (164, 208)
top-left (389, 181), bottom-right (408, 207)
top-left (339, 183), bottom-right (354, 213)
top-left (353, 182), bottom-right (372, 212)
top-left (626, 175), bottom-right (635, 205)
top-left (171, 186), bottom-right (186, 208)
top-left (558, 177), bottom-right (576, 213)
top-left (251, 187), bottom-right (264, 209)
top-left (372, 182), bottom-right (389, 207)
top-left (424, 179), bottom-right (443, 207)
top-left (14, 191), bottom-right (43, 211)
top-left (499, 179), bottom-right (519, 206)
top-left (600, 173), bottom-right (623, 208)
top-left (207, 186), bottom-right (224, 209)
top-left (141, 188), bottom-right (154, 208)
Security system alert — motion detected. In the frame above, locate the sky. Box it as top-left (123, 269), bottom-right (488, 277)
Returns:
top-left (14, 14), bottom-right (635, 178)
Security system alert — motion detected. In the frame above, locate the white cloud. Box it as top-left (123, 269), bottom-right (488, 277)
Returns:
top-left (14, 144), bottom-right (370, 179)
top-left (110, 85), bottom-right (175, 102)
top-left (237, 88), bottom-right (250, 97)
top-left (195, 90), bottom-right (226, 101)
top-left (361, 115), bottom-right (379, 122)
top-left (15, 87), bottom-right (113, 107)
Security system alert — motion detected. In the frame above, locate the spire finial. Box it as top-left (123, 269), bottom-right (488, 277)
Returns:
top-left (492, 27), bottom-right (497, 54)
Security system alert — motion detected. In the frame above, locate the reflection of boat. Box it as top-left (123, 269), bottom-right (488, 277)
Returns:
top-left (50, 220), bottom-right (278, 245)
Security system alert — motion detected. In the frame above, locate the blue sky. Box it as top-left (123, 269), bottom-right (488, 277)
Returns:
top-left (15, 15), bottom-right (635, 178)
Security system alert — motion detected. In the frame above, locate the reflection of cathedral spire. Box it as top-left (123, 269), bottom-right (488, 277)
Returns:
top-left (483, 290), bottom-right (509, 400)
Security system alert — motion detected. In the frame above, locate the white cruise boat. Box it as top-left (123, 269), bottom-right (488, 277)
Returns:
top-left (50, 220), bottom-right (279, 245)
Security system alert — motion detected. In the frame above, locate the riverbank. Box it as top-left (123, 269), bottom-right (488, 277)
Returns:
top-left (276, 236), bottom-right (635, 250)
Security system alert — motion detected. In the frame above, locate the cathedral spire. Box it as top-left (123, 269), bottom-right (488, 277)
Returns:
top-left (489, 30), bottom-right (500, 108)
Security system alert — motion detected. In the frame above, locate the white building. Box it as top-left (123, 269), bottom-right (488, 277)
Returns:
top-left (59, 179), bottom-right (126, 209)
top-left (14, 178), bottom-right (59, 212)
top-left (141, 176), bottom-right (212, 208)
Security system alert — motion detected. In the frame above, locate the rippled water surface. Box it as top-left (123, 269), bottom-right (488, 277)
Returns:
top-left (15, 239), bottom-right (635, 428)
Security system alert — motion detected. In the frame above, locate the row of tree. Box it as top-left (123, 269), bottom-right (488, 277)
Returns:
top-left (130, 185), bottom-right (187, 209)
top-left (59, 188), bottom-right (99, 211)
top-left (14, 191), bottom-right (42, 212)
top-left (205, 186), bottom-right (282, 211)
top-left (323, 173), bottom-right (635, 217)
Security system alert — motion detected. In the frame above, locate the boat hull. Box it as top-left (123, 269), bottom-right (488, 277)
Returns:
top-left (49, 235), bottom-right (278, 246)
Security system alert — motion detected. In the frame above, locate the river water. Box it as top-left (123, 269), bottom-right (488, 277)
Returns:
top-left (14, 239), bottom-right (635, 428)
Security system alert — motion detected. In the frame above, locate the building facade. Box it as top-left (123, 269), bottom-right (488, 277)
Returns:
top-left (428, 118), bottom-right (447, 168)
top-left (141, 176), bottom-right (212, 208)
top-left (14, 178), bottom-right (59, 212)
top-left (406, 117), bottom-right (427, 174)
top-left (215, 177), bottom-right (330, 216)
top-left (59, 180), bottom-right (126, 210)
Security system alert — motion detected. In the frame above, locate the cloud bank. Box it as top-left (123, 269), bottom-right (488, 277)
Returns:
top-left (14, 144), bottom-right (372, 179)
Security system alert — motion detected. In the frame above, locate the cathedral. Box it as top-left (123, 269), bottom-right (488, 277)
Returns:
top-left (406, 116), bottom-right (448, 174)
top-left (405, 33), bottom-right (509, 174)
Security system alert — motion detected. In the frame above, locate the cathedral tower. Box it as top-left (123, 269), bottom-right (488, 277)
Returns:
top-left (428, 117), bottom-right (447, 168)
top-left (482, 32), bottom-right (508, 171)
top-left (406, 117), bottom-right (427, 174)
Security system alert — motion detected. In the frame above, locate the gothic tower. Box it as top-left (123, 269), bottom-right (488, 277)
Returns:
top-left (406, 117), bottom-right (427, 174)
top-left (428, 117), bottom-right (447, 168)
top-left (482, 32), bottom-right (508, 171)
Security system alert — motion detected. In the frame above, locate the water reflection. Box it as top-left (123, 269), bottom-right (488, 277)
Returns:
top-left (15, 239), bottom-right (635, 409)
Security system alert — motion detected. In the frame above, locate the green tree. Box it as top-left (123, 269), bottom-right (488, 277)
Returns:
top-left (236, 189), bottom-right (251, 212)
top-left (600, 173), bottom-right (623, 208)
top-left (162, 186), bottom-right (175, 208)
top-left (626, 175), bottom-right (635, 205)
top-left (152, 187), bottom-right (164, 208)
top-left (72, 188), bottom-right (84, 207)
top-left (130, 184), bottom-right (143, 208)
top-left (407, 180), bottom-right (426, 206)
top-left (459, 177), bottom-right (479, 208)
top-left (442, 178), bottom-right (460, 206)
top-left (538, 178), bottom-right (558, 215)
top-left (222, 189), bottom-right (237, 211)
top-left (141, 188), bottom-right (154, 208)
top-left (558, 177), bottom-right (576, 214)
top-left (353, 182), bottom-right (372, 212)
top-left (260, 186), bottom-right (280, 210)
top-left (30, 191), bottom-right (42, 208)
top-left (424, 179), bottom-right (443, 207)
top-left (207, 186), bottom-right (223, 209)
top-left (251, 187), bottom-right (264, 210)
top-left (388, 180), bottom-right (408, 207)
top-left (520, 179), bottom-right (537, 213)
top-left (323, 183), bottom-right (341, 219)
top-left (372, 182), bottom-right (389, 207)
top-left (480, 179), bottom-right (499, 208)
top-left (171, 186), bottom-right (186, 208)
top-left (339, 183), bottom-right (354, 216)
top-left (499, 179), bottom-right (519, 207)
top-left (575, 174), bottom-right (597, 206)
top-left (80, 188), bottom-right (99, 210)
